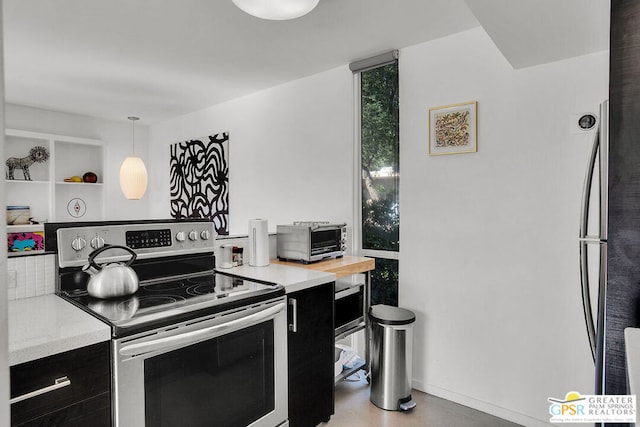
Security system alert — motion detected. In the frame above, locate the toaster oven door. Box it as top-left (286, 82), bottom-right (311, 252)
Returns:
top-left (310, 227), bottom-right (344, 257)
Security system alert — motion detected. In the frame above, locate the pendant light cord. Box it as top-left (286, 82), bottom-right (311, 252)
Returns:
top-left (128, 116), bottom-right (139, 155)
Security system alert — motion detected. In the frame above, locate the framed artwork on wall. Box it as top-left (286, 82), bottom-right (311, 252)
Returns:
top-left (428, 101), bottom-right (477, 156)
top-left (169, 132), bottom-right (229, 235)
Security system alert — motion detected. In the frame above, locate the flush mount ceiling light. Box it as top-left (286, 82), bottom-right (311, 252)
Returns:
top-left (232, 0), bottom-right (319, 20)
top-left (119, 116), bottom-right (148, 200)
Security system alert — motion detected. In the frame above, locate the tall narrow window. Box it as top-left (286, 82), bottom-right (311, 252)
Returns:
top-left (352, 52), bottom-right (399, 306)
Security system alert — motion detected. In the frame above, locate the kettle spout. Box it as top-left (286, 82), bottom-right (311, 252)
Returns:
top-left (82, 264), bottom-right (98, 276)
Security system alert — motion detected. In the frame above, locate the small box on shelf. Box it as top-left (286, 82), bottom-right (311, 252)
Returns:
top-left (7, 225), bottom-right (45, 255)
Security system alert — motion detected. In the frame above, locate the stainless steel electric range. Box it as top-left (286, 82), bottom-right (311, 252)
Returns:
top-left (51, 220), bottom-right (289, 427)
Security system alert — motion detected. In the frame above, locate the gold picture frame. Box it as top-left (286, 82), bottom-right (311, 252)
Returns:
top-left (428, 101), bottom-right (477, 156)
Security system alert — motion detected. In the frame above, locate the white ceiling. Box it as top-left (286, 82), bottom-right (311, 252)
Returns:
top-left (2, 0), bottom-right (609, 124)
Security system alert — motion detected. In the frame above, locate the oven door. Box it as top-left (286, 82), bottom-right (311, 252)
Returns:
top-left (112, 298), bottom-right (288, 427)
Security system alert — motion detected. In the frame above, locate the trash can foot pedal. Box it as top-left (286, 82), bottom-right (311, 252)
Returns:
top-left (399, 399), bottom-right (416, 411)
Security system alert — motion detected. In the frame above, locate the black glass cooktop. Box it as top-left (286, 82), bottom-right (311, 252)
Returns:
top-left (61, 272), bottom-right (284, 337)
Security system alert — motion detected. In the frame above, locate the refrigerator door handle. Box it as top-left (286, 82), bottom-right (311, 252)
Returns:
top-left (579, 125), bottom-right (601, 362)
top-left (580, 240), bottom-right (601, 362)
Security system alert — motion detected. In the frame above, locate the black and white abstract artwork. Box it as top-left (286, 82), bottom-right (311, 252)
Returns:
top-left (169, 133), bottom-right (229, 234)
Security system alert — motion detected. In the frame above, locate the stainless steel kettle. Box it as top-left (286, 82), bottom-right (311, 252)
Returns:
top-left (83, 245), bottom-right (139, 299)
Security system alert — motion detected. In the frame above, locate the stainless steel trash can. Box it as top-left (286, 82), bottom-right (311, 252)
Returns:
top-left (369, 304), bottom-right (417, 411)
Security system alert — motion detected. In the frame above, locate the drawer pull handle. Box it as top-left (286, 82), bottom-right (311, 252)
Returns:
top-left (10, 376), bottom-right (71, 404)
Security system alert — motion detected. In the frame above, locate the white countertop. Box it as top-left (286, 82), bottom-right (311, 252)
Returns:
top-left (9, 294), bottom-right (111, 366)
top-left (625, 327), bottom-right (640, 396)
top-left (224, 263), bottom-right (336, 294)
top-left (8, 263), bottom-right (332, 366)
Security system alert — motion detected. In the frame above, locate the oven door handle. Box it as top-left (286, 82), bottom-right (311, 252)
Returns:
top-left (119, 302), bottom-right (286, 357)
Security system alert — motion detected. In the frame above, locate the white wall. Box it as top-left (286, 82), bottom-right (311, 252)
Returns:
top-left (400, 28), bottom-right (608, 425)
top-left (5, 104), bottom-right (151, 220)
top-left (148, 66), bottom-right (353, 236)
top-left (147, 27), bottom-right (608, 425)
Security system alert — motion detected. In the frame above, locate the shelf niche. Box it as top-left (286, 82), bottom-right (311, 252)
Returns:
top-left (5, 129), bottom-right (105, 225)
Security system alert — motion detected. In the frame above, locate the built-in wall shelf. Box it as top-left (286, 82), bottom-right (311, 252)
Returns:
top-left (6, 224), bottom-right (44, 233)
top-left (55, 182), bottom-right (104, 187)
top-left (7, 250), bottom-right (50, 258)
top-left (4, 129), bottom-right (105, 223)
top-left (5, 180), bottom-right (49, 185)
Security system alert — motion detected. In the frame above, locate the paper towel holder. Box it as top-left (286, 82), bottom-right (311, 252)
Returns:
top-left (249, 218), bottom-right (270, 267)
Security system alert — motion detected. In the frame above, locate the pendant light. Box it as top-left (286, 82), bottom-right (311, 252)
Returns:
top-left (232, 0), bottom-right (319, 20)
top-left (119, 116), bottom-right (148, 200)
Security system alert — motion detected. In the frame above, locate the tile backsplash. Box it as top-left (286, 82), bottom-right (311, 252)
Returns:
top-left (6, 254), bottom-right (56, 301)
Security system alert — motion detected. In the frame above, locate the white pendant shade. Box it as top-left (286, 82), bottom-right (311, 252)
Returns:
top-left (232, 0), bottom-right (319, 20)
top-left (119, 156), bottom-right (148, 200)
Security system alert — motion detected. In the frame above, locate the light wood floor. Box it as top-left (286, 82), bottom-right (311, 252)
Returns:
top-left (326, 374), bottom-right (523, 427)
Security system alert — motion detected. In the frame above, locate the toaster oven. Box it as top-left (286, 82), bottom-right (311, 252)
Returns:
top-left (276, 222), bottom-right (346, 263)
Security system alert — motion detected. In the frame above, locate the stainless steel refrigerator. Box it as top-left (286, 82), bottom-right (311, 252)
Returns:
top-left (579, 100), bottom-right (608, 394)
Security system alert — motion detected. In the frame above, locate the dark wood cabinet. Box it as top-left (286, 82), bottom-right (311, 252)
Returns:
top-left (287, 282), bottom-right (335, 427)
top-left (10, 341), bottom-right (111, 427)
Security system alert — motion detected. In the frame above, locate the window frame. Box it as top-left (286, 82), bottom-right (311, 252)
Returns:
top-left (352, 58), bottom-right (400, 264)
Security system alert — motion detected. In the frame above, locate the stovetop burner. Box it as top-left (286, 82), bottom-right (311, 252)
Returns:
top-left (62, 272), bottom-right (284, 337)
top-left (144, 281), bottom-right (188, 292)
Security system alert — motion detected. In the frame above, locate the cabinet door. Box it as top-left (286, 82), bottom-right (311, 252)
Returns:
top-left (287, 282), bottom-right (335, 427)
top-left (10, 341), bottom-right (111, 426)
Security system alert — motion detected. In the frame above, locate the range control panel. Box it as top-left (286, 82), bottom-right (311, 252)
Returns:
top-left (57, 221), bottom-right (215, 268)
top-left (126, 229), bottom-right (173, 249)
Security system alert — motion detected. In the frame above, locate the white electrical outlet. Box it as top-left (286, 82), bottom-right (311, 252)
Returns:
top-left (7, 270), bottom-right (17, 288)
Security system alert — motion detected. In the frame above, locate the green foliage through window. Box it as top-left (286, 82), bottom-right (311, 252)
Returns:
top-left (361, 63), bottom-right (399, 252)
top-left (360, 61), bottom-right (399, 306)
top-left (370, 258), bottom-right (399, 306)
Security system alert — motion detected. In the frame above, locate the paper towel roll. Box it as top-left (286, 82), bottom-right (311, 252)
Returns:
top-left (248, 219), bottom-right (270, 267)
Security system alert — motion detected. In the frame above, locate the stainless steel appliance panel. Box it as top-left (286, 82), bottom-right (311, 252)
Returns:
top-left (277, 223), bottom-right (346, 263)
top-left (334, 282), bottom-right (365, 338)
top-left (578, 100), bottom-right (609, 394)
top-left (113, 298), bottom-right (288, 427)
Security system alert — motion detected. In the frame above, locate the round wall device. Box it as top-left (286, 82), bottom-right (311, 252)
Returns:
top-left (578, 113), bottom-right (597, 130)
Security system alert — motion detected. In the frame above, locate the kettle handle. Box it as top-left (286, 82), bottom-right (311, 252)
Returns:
top-left (88, 245), bottom-right (137, 270)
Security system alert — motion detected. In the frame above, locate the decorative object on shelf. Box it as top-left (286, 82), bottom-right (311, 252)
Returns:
top-left (428, 101), bottom-right (477, 156)
top-left (5, 145), bottom-right (49, 180)
top-left (232, 0), bottom-right (319, 20)
top-left (63, 176), bottom-right (83, 182)
top-left (83, 171), bottom-right (98, 183)
top-left (7, 231), bottom-right (44, 252)
top-left (119, 116), bottom-right (148, 199)
top-left (169, 132), bottom-right (229, 235)
top-left (6, 206), bottom-right (30, 225)
top-left (232, 246), bottom-right (243, 266)
top-left (67, 198), bottom-right (87, 218)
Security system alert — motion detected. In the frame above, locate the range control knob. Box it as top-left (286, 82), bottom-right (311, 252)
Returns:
top-left (90, 236), bottom-right (105, 249)
top-left (188, 230), bottom-right (198, 241)
top-left (175, 231), bottom-right (186, 242)
top-left (200, 229), bottom-right (211, 240)
top-left (71, 237), bottom-right (87, 252)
